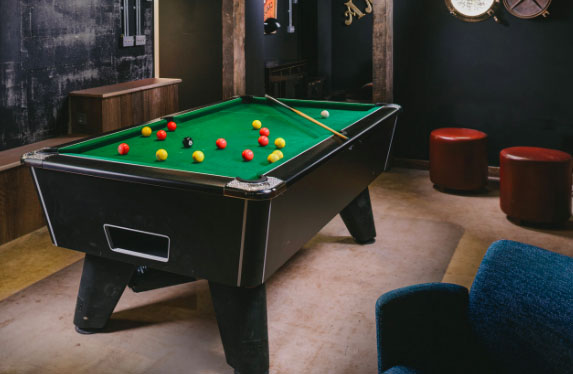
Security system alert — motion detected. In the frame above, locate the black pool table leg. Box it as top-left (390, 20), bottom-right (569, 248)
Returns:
top-left (73, 254), bottom-right (136, 333)
top-left (209, 281), bottom-right (269, 374)
top-left (340, 187), bottom-right (376, 244)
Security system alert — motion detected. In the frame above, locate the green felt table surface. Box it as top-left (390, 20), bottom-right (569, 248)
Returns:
top-left (61, 97), bottom-right (379, 180)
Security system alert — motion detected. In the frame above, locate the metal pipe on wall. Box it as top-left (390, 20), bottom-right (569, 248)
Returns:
top-left (287, 0), bottom-right (295, 33)
top-left (122, 0), bottom-right (134, 46)
top-left (135, 0), bottom-right (146, 45)
top-left (136, 0), bottom-right (141, 35)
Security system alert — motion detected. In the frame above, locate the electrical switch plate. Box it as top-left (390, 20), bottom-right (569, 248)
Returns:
top-left (122, 36), bottom-right (135, 47)
top-left (136, 35), bottom-right (146, 46)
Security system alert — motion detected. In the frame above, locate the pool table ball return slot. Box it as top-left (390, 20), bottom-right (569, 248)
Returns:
top-left (22, 96), bottom-right (400, 374)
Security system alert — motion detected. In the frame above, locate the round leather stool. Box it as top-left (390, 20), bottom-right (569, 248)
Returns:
top-left (500, 146), bottom-right (572, 224)
top-left (429, 128), bottom-right (488, 191)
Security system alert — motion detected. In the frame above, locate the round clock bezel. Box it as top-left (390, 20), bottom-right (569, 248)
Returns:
top-left (445, 0), bottom-right (501, 22)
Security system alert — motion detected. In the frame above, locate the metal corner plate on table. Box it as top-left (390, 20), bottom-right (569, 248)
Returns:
top-left (224, 176), bottom-right (286, 200)
top-left (21, 148), bottom-right (57, 166)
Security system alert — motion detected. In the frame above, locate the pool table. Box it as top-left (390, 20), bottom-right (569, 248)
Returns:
top-left (22, 96), bottom-right (400, 374)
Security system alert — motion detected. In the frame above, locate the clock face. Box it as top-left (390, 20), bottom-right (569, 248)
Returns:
top-left (445, 0), bottom-right (499, 22)
top-left (450, 0), bottom-right (495, 16)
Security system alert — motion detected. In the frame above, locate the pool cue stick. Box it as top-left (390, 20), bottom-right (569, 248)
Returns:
top-left (264, 94), bottom-right (349, 140)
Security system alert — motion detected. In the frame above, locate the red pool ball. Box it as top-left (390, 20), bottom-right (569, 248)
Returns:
top-left (216, 138), bottom-right (227, 149)
top-left (258, 136), bottom-right (269, 147)
top-left (259, 127), bottom-right (270, 137)
top-left (157, 130), bottom-right (167, 140)
top-left (242, 149), bottom-right (254, 161)
top-left (117, 143), bottom-right (130, 155)
top-left (167, 121), bottom-right (177, 131)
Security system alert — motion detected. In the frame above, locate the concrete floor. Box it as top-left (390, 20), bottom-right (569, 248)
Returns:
top-left (1, 168), bottom-right (571, 374)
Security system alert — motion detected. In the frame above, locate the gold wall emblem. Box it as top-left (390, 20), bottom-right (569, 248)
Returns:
top-left (345, 0), bottom-right (373, 26)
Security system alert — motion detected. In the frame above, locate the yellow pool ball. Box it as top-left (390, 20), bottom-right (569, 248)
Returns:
top-left (141, 126), bottom-right (152, 137)
top-left (156, 149), bottom-right (168, 161)
top-left (267, 153), bottom-right (280, 163)
top-left (274, 137), bottom-right (286, 149)
top-left (192, 150), bottom-right (205, 163)
top-left (252, 120), bottom-right (262, 129)
top-left (272, 150), bottom-right (284, 159)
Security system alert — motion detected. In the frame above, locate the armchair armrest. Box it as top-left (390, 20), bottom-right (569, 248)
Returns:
top-left (381, 365), bottom-right (420, 374)
top-left (375, 282), bottom-right (475, 374)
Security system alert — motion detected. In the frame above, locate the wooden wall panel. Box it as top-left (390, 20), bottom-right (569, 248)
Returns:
top-left (144, 87), bottom-right (162, 120)
top-left (130, 91), bottom-right (145, 125)
top-left (0, 135), bottom-right (85, 245)
top-left (167, 85), bottom-right (179, 113)
top-left (0, 166), bottom-right (45, 245)
top-left (101, 97), bottom-right (121, 133)
top-left (70, 97), bottom-right (102, 134)
top-left (70, 78), bottom-right (181, 134)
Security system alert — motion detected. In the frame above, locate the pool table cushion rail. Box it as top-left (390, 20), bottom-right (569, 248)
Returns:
top-left (22, 148), bottom-right (288, 200)
top-left (263, 103), bottom-right (401, 184)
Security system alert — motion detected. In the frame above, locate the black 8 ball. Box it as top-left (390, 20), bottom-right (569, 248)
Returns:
top-left (182, 136), bottom-right (193, 148)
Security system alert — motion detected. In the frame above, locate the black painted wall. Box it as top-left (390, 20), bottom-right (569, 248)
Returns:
top-left (394, 1), bottom-right (573, 164)
top-left (315, 2), bottom-right (332, 92)
top-left (0, 0), bottom-right (153, 151)
top-left (331, 2), bottom-right (372, 93)
top-left (246, 0), bottom-right (265, 96)
top-left (263, 0), bottom-right (303, 64)
top-left (261, 1), bottom-right (372, 98)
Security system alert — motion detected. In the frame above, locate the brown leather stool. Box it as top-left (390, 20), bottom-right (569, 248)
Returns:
top-left (429, 128), bottom-right (488, 191)
top-left (500, 146), bottom-right (572, 224)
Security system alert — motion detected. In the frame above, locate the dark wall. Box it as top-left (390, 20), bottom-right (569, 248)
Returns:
top-left (262, 1), bottom-right (320, 98)
top-left (263, 0), bottom-right (302, 64)
top-left (159, 0), bottom-right (221, 110)
top-left (315, 2), bottom-right (332, 92)
top-left (331, 2), bottom-right (372, 93)
top-left (261, 1), bottom-right (372, 97)
top-left (0, 0), bottom-right (154, 151)
top-left (394, 1), bottom-right (573, 164)
top-left (246, 0), bottom-right (265, 96)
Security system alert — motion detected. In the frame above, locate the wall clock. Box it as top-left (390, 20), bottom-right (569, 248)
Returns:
top-left (503, 0), bottom-right (551, 19)
top-left (445, 0), bottom-right (501, 22)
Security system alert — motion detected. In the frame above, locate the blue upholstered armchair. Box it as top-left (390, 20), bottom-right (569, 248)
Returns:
top-left (375, 240), bottom-right (573, 374)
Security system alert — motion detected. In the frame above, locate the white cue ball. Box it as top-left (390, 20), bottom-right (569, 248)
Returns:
top-left (321, 110), bottom-right (329, 119)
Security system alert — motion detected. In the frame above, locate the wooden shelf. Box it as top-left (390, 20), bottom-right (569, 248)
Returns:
top-left (69, 78), bottom-right (181, 99)
top-left (0, 135), bottom-right (85, 172)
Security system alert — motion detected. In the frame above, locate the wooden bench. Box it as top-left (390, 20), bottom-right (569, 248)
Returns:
top-left (69, 78), bottom-right (182, 134)
top-left (0, 136), bottom-right (85, 245)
